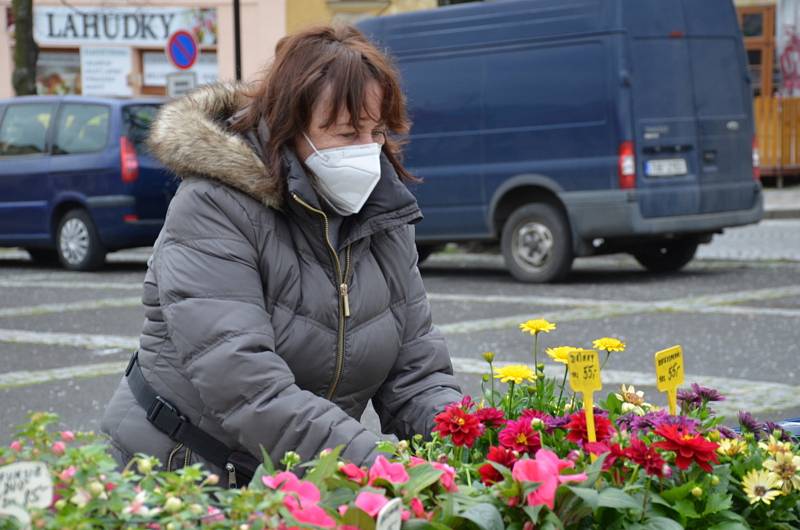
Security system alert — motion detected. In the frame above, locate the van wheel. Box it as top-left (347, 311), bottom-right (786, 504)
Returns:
top-left (632, 239), bottom-right (698, 273)
top-left (56, 209), bottom-right (106, 271)
top-left (416, 244), bottom-right (439, 265)
top-left (501, 203), bottom-right (573, 283)
top-left (25, 248), bottom-right (60, 266)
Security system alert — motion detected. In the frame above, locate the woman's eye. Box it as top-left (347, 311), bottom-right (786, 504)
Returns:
top-left (340, 132), bottom-right (357, 139)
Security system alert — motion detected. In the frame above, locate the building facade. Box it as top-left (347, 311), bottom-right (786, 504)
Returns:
top-left (0, 0), bottom-right (437, 99)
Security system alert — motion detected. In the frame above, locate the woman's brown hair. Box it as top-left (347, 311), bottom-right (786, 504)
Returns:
top-left (229, 25), bottom-right (416, 199)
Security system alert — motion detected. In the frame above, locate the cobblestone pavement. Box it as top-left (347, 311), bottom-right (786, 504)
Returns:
top-left (1, 218), bottom-right (799, 442)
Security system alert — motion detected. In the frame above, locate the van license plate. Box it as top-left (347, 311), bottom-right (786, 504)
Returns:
top-left (646, 158), bottom-right (687, 177)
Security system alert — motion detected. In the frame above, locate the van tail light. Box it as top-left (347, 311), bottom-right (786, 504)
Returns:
top-left (752, 135), bottom-right (761, 181)
top-left (618, 141), bottom-right (636, 189)
top-left (120, 136), bottom-right (139, 184)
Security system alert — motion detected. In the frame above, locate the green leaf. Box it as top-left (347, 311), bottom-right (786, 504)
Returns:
top-left (404, 463), bottom-right (444, 498)
top-left (259, 444), bottom-right (275, 474)
top-left (702, 492), bottom-right (732, 516)
top-left (566, 486), bottom-right (599, 509)
top-left (304, 445), bottom-right (344, 486)
top-left (523, 505), bottom-right (543, 523)
top-left (640, 516), bottom-right (685, 530)
top-left (707, 522), bottom-right (750, 530)
top-left (673, 498), bottom-right (700, 519)
top-left (661, 482), bottom-right (695, 503)
top-left (596, 488), bottom-right (641, 510)
top-left (402, 520), bottom-right (452, 530)
top-left (457, 503), bottom-right (504, 530)
top-left (342, 506), bottom-right (376, 530)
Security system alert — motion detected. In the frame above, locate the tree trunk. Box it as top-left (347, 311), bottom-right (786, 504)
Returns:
top-left (11, 0), bottom-right (39, 95)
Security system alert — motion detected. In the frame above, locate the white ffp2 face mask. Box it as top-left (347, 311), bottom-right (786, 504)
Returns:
top-left (303, 133), bottom-right (382, 216)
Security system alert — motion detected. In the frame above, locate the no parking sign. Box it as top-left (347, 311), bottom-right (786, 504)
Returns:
top-left (166, 30), bottom-right (199, 71)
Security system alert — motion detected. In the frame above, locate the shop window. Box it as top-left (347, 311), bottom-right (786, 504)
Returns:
top-left (0, 104), bottom-right (55, 156)
top-left (53, 104), bottom-right (111, 155)
top-left (742, 13), bottom-right (764, 38)
top-left (36, 51), bottom-right (81, 95)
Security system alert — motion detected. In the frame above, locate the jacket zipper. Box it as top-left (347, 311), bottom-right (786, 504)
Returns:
top-left (291, 193), bottom-right (352, 400)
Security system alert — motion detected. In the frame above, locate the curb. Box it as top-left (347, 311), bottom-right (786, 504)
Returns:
top-left (764, 208), bottom-right (800, 219)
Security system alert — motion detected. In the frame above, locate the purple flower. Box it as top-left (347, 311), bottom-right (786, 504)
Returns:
top-left (738, 411), bottom-right (764, 433)
top-left (677, 389), bottom-right (701, 409)
top-left (716, 426), bottom-right (739, 439)
top-left (691, 383), bottom-right (725, 403)
top-left (547, 414), bottom-right (572, 431)
top-left (763, 422), bottom-right (793, 442)
top-left (621, 410), bottom-right (700, 434)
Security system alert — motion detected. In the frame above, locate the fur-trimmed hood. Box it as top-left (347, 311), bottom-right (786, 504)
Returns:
top-left (147, 82), bottom-right (282, 209)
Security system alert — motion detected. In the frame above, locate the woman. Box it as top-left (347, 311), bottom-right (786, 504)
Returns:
top-left (101, 25), bottom-right (462, 486)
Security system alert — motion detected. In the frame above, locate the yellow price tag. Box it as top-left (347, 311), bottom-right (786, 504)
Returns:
top-left (568, 349), bottom-right (602, 456)
top-left (654, 345), bottom-right (684, 415)
top-left (568, 349), bottom-right (602, 394)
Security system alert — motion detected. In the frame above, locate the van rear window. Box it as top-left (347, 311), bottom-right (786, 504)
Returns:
top-left (688, 38), bottom-right (746, 118)
top-left (631, 39), bottom-right (695, 120)
top-left (123, 104), bottom-right (160, 152)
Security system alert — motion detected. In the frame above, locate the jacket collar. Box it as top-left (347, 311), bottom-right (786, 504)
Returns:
top-left (147, 82), bottom-right (422, 243)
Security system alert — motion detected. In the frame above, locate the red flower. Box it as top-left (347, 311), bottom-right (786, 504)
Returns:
top-left (652, 424), bottom-right (719, 472)
top-left (475, 407), bottom-right (505, 428)
top-left (478, 446), bottom-right (518, 485)
top-left (625, 437), bottom-right (665, 477)
top-left (584, 441), bottom-right (626, 471)
top-left (565, 412), bottom-right (613, 444)
top-left (498, 418), bottom-right (541, 454)
top-left (433, 404), bottom-right (483, 447)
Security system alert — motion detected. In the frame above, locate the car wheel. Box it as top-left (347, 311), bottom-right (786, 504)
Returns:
top-left (25, 248), bottom-right (60, 266)
top-left (632, 239), bottom-right (698, 273)
top-left (56, 209), bottom-right (106, 271)
top-left (501, 202), bottom-right (574, 283)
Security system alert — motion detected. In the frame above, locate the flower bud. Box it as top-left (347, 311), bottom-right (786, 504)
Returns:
top-left (437, 454), bottom-right (449, 463)
top-left (51, 442), bottom-right (66, 456)
top-left (60, 431), bottom-right (75, 442)
top-left (397, 440), bottom-right (409, 453)
top-left (526, 386), bottom-right (537, 395)
top-left (707, 430), bottom-right (721, 442)
top-left (88, 481), bottom-right (104, 497)
top-left (281, 451), bottom-right (301, 470)
top-left (691, 486), bottom-right (703, 498)
top-left (710, 475), bottom-right (720, 486)
top-left (166, 523), bottom-right (178, 530)
top-left (239, 525), bottom-right (250, 530)
top-left (136, 458), bottom-right (153, 475)
top-left (482, 374), bottom-right (490, 382)
top-left (567, 450), bottom-right (580, 462)
top-left (319, 448), bottom-right (332, 458)
top-left (661, 463), bottom-right (672, 478)
top-left (205, 473), bottom-right (220, 486)
top-left (530, 418), bottom-right (545, 431)
top-left (9, 440), bottom-right (22, 452)
top-left (164, 496), bottom-right (183, 513)
top-left (482, 351), bottom-right (495, 363)
top-left (536, 363), bottom-right (545, 372)
top-left (189, 503), bottom-right (204, 516)
top-left (54, 499), bottom-right (67, 510)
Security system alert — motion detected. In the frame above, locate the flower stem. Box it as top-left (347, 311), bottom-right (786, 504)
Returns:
top-left (489, 362), bottom-right (496, 407)
top-left (640, 476), bottom-right (652, 522)
top-left (556, 366), bottom-right (568, 412)
top-left (600, 350), bottom-right (611, 370)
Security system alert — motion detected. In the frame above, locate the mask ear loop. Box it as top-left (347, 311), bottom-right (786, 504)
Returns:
top-left (303, 132), bottom-right (326, 160)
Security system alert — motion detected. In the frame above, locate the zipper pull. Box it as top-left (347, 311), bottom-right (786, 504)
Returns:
top-left (225, 462), bottom-right (238, 489)
top-left (340, 283), bottom-right (350, 318)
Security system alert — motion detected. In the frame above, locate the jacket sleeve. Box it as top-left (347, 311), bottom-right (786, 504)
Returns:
top-left (155, 179), bottom-right (383, 467)
top-left (372, 225), bottom-right (463, 441)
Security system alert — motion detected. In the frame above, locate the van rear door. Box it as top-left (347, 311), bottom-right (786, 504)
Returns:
top-left (624, 0), bottom-right (701, 219)
top-left (683, 0), bottom-right (756, 214)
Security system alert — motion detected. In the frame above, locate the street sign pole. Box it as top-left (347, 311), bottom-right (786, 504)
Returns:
top-left (233, 0), bottom-right (242, 81)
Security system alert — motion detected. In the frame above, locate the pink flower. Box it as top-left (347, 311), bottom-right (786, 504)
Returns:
top-left (511, 448), bottom-right (588, 509)
top-left (289, 503), bottom-right (335, 528)
top-left (58, 466), bottom-right (77, 482)
top-left (60, 431), bottom-right (75, 442)
top-left (262, 471), bottom-right (320, 505)
top-left (204, 506), bottom-right (225, 523)
top-left (105, 482), bottom-right (116, 493)
top-left (499, 418), bottom-right (541, 454)
top-left (431, 461), bottom-right (458, 492)
top-left (475, 407), bottom-right (505, 429)
top-left (51, 441), bottom-right (66, 455)
top-left (9, 440), bottom-right (22, 452)
top-left (368, 455), bottom-right (409, 485)
top-left (354, 491), bottom-right (389, 518)
top-left (410, 497), bottom-right (431, 520)
top-left (339, 463), bottom-right (367, 483)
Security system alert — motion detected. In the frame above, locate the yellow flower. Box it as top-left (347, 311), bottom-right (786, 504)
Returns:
top-left (519, 319), bottom-right (556, 336)
top-left (592, 337), bottom-right (626, 352)
top-left (759, 435), bottom-right (793, 457)
top-left (742, 469), bottom-right (782, 505)
top-left (545, 346), bottom-right (575, 365)
top-left (763, 451), bottom-right (800, 494)
top-left (494, 364), bottom-right (537, 384)
top-left (717, 438), bottom-right (749, 458)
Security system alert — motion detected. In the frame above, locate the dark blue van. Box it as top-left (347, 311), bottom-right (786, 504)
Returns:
top-left (0, 95), bottom-right (176, 270)
top-left (359, 0), bottom-right (763, 282)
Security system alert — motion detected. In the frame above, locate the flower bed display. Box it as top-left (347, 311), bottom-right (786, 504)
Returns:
top-left (1, 320), bottom-right (799, 529)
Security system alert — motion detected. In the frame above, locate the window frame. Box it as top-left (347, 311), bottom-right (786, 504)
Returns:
top-left (52, 102), bottom-right (113, 156)
top-left (0, 102), bottom-right (57, 158)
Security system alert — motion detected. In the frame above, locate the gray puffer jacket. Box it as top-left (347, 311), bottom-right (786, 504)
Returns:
top-left (100, 82), bottom-right (462, 480)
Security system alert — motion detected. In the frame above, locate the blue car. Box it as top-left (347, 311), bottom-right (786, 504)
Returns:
top-left (359, 0), bottom-right (763, 282)
top-left (0, 95), bottom-right (175, 270)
